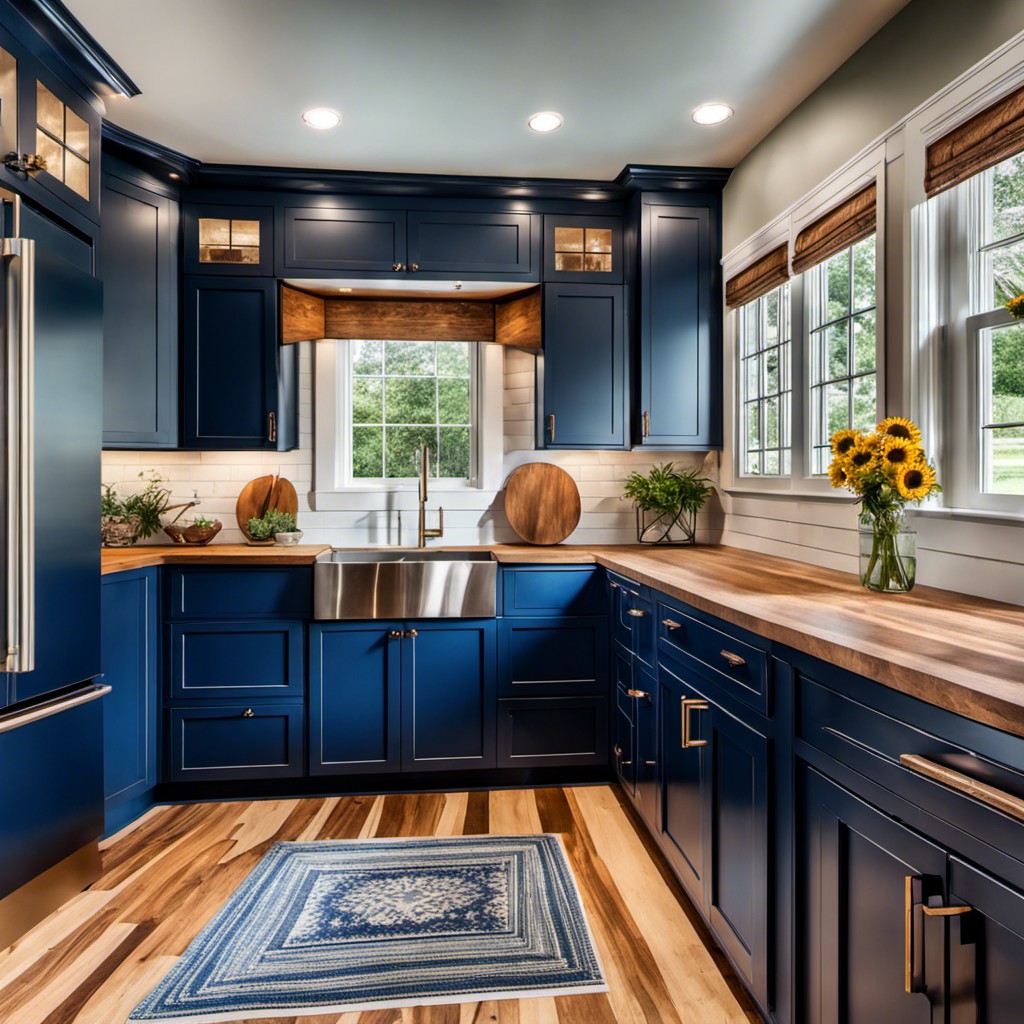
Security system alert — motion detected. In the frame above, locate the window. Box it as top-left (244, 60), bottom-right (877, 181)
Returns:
top-left (346, 340), bottom-right (474, 482)
top-left (739, 283), bottom-right (791, 475)
top-left (806, 236), bottom-right (877, 473)
top-left (35, 81), bottom-right (89, 200)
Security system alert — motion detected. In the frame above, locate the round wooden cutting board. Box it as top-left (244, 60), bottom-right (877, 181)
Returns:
top-left (504, 463), bottom-right (581, 545)
top-left (235, 475), bottom-right (299, 539)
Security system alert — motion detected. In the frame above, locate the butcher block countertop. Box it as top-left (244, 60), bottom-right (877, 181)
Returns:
top-left (101, 542), bottom-right (1024, 738)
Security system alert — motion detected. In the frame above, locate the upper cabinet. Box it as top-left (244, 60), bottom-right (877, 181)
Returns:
top-left (543, 214), bottom-right (622, 284)
top-left (635, 195), bottom-right (722, 450)
top-left (184, 204), bottom-right (274, 275)
top-left (278, 205), bottom-right (539, 279)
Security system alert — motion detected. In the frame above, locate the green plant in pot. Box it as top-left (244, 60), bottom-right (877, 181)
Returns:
top-left (623, 463), bottom-right (712, 545)
top-left (101, 472), bottom-right (172, 547)
top-left (246, 508), bottom-right (297, 544)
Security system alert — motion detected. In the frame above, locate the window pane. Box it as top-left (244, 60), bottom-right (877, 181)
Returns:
top-left (990, 238), bottom-right (1024, 306)
top-left (384, 426), bottom-right (436, 478)
top-left (351, 377), bottom-right (382, 423)
top-left (199, 218), bottom-right (231, 246)
top-left (64, 107), bottom-right (89, 158)
top-left (851, 237), bottom-right (875, 311)
top-left (64, 151), bottom-right (88, 199)
top-left (35, 128), bottom-right (61, 179)
top-left (986, 426), bottom-right (1024, 495)
top-left (765, 291), bottom-right (779, 345)
top-left (746, 402), bottom-right (760, 449)
top-left (852, 375), bottom-right (877, 432)
top-left (351, 426), bottom-right (383, 478)
top-left (437, 343), bottom-right (471, 376)
top-left (826, 322), bottom-right (849, 380)
top-left (765, 349), bottom-right (780, 395)
top-left (992, 152), bottom-right (1024, 243)
top-left (853, 312), bottom-right (876, 373)
top-left (437, 377), bottom-right (470, 424)
top-left (826, 251), bottom-right (851, 321)
top-left (827, 380), bottom-right (850, 437)
top-left (743, 303), bottom-right (759, 354)
top-left (385, 341), bottom-right (434, 375)
top-left (554, 227), bottom-right (584, 252)
top-left (385, 377), bottom-right (435, 424)
top-left (36, 81), bottom-right (63, 139)
top-left (585, 228), bottom-right (612, 253)
top-left (352, 340), bottom-right (382, 374)
top-left (232, 220), bottom-right (260, 248)
top-left (438, 426), bottom-right (471, 477)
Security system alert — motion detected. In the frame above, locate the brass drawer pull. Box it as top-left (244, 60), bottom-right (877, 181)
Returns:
top-left (626, 689), bottom-right (649, 699)
top-left (900, 754), bottom-right (1024, 823)
top-left (627, 608), bottom-right (645, 618)
top-left (681, 697), bottom-right (708, 749)
top-left (268, 410), bottom-right (277, 443)
top-left (609, 581), bottom-right (620, 590)
top-left (904, 874), bottom-right (973, 995)
top-left (548, 413), bottom-right (555, 442)
top-left (661, 618), bottom-right (681, 629)
top-left (242, 707), bottom-right (254, 718)
top-left (720, 649), bottom-right (746, 668)
top-left (642, 410), bottom-right (650, 438)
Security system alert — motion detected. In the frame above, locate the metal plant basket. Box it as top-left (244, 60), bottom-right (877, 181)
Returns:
top-left (634, 505), bottom-right (698, 545)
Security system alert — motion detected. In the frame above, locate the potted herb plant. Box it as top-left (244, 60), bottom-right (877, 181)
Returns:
top-left (623, 463), bottom-right (712, 545)
top-left (246, 508), bottom-right (301, 546)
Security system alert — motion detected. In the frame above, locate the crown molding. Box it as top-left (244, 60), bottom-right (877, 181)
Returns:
top-left (616, 163), bottom-right (732, 192)
top-left (102, 122), bottom-right (199, 184)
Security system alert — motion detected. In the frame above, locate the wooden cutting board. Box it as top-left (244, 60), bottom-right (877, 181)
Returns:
top-left (235, 475), bottom-right (299, 539)
top-left (504, 463), bottom-right (581, 545)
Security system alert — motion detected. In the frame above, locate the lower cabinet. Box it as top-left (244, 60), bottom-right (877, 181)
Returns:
top-left (497, 697), bottom-right (607, 768)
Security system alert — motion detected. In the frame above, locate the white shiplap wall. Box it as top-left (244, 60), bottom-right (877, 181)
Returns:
top-left (102, 344), bottom-right (723, 547)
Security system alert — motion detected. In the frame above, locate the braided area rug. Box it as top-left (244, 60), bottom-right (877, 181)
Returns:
top-left (128, 834), bottom-right (606, 1022)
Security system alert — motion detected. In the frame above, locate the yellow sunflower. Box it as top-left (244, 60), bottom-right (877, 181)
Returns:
top-left (876, 416), bottom-right (923, 446)
top-left (847, 436), bottom-right (879, 472)
top-left (827, 462), bottom-right (850, 489)
top-left (895, 463), bottom-right (937, 501)
top-left (879, 436), bottom-right (920, 470)
top-left (830, 428), bottom-right (861, 460)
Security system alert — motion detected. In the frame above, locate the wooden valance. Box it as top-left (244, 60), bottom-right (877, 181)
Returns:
top-left (279, 284), bottom-right (541, 350)
top-left (926, 82), bottom-right (1024, 197)
top-left (791, 183), bottom-right (877, 275)
top-left (725, 244), bottom-right (789, 309)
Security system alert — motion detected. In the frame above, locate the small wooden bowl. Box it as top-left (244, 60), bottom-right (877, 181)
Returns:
top-left (163, 521), bottom-right (222, 546)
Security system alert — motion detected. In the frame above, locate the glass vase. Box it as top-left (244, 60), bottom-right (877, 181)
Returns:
top-left (858, 514), bottom-right (916, 593)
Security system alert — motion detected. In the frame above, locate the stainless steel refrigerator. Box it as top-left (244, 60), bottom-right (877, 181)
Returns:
top-left (0, 192), bottom-right (107, 948)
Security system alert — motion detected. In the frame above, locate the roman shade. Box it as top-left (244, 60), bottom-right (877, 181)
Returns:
top-left (926, 82), bottom-right (1024, 197)
top-left (725, 244), bottom-right (789, 309)
top-left (791, 183), bottom-right (877, 275)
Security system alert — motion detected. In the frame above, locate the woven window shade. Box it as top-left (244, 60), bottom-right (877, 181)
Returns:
top-left (791, 183), bottom-right (877, 275)
top-left (725, 244), bottom-right (789, 309)
top-left (926, 82), bottom-right (1024, 197)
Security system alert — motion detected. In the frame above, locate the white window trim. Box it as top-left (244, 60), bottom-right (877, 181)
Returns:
top-left (311, 339), bottom-right (505, 512)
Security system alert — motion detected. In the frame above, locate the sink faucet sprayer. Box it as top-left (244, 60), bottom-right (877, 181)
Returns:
top-left (417, 444), bottom-right (444, 547)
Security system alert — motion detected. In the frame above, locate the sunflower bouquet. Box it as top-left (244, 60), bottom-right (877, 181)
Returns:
top-left (827, 417), bottom-right (940, 592)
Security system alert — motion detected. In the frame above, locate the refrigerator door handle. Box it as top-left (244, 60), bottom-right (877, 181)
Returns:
top-left (0, 682), bottom-right (110, 734)
top-left (2, 224), bottom-right (35, 675)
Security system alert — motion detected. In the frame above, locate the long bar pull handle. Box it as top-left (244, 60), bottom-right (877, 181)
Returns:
top-left (681, 698), bottom-right (708, 749)
top-left (720, 649), bottom-right (747, 668)
top-left (900, 754), bottom-right (1024, 824)
top-left (2, 225), bottom-right (34, 674)
top-left (268, 410), bottom-right (277, 443)
top-left (905, 873), bottom-right (973, 995)
top-left (548, 413), bottom-right (555, 443)
top-left (642, 410), bottom-right (650, 438)
top-left (0, 683), bottom-right (110, 735)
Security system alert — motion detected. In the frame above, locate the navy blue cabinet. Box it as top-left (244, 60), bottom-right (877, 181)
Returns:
top-left (636, 195), bottom-right (721, 449)
top-left (101, 163), bottom-right (178, 448)
top-left (407, 210), bottom-right (536, 277)
top-left (501, 564), bottom-right (605, 617)
top-left (543, 215), bottom-right (623, 284)
top-left (497, 617), bottom-right (607, 697)
top-left (181, 277), bottom-right (297, 450)
top-left (183, 204), bottom-right (274, 276)
top-left (310, 624), bottom-right (402, 776)
top-left (539, 283), bottom-right (627, 449)
top-left (100, 568), bottom-right (158, 833)
top-left (497, 697), bottom-right (607, 768)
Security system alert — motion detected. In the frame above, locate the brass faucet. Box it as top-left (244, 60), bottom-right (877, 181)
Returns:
top-left (417, 444), bottom-right (444, 547)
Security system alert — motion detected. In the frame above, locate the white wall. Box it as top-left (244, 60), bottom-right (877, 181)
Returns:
top-left (102, 345), bottom-right (722, 548)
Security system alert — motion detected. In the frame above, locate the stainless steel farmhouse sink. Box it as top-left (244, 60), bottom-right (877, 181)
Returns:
top-left (314, 549), bottom-right (497, 619)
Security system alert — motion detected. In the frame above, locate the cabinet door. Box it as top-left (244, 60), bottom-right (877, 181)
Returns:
top-left (613, 650), bottom-right (635, 794)
top-left (633, 666), bottom-right (659, 832)
top-left (407, 211), bottom-right (536, 277)
top-left (540, 283), bottom-right (626, 449)
top-left (800, 765), bottom-right (947, 1024)
top-left (496, 696), bottom-right (607, 768)
top-left (280, 207), bottom-right (406, 273)
top-left (543, 214), bottom-right (622, 284)
top-left (309, 624), bottom-right (402, 775)
top-left (947, 856), bottom-right (1024, 1024)
top-left (639, 200), bottom-right (721, 448)
top-left (101, 171), bottom-right (178, 447)
top-left (497, 616), bottom-right (607, 697)
top-left (183, 204), bottom-right (274, 276)
top-left (182, 277), bottom-right (292, 450)
top-left (401, 620), bottom-right (496, 771)
top-left (101, 569), bottom-right (157, 819)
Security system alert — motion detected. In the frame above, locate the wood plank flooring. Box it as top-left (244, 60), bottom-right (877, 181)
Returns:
top-left (0, 787), bottom-right (762, 1024)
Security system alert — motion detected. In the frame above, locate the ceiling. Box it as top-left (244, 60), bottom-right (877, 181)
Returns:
top-left (70, 0), bottom-right (911, 182)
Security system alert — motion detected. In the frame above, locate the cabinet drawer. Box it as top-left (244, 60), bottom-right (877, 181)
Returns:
top-left (497, 697), bottom-right (608, 767)
top-left (501, 566), bottom-right (604, 616)
top-left (658, 600), bottom-right (770, 716)
top-left (167, 621), bottom-right (304, 700)
top-left (608, 571), bottom-right (656, 668)
top-left (166, 567), bottom-right (312, 619)
top-left (165, 704), bottom-right (303, 781)
top-left (498, 617), bottom-right (607, 697)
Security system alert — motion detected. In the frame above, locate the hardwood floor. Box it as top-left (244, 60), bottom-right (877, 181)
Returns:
top-left (0, 787), bottom-right (762, 1024)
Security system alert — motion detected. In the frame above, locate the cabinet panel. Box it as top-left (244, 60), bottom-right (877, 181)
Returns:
top-left (408, 211), bottom-right (536, 276)
top-left (309, 624), bottom-right (402, 775)
top-left (166, 704), bottom-right (303, 781)
top-left (497, 616), bottom-right (606, 697)
top-left (167, 621), bottom-right (304, 700)
top-left (639, 200), bottom-right (720, 448)
top-left (101, 172), bottom-right (178, 447)
top-left (401, 621), bottom-right (496, 771)
top-left (280, 207), bottom-right (405, 273)
top-left (166, 567), bottom-right (312, 620)
top-left (497, 697), bottom-right (607, 767)
top-left (501, 565), bottom-right (605, 616)
top-left (540, 283), bottom-right (626, 449)
top-left (633, 665), bottom-right (659, 832)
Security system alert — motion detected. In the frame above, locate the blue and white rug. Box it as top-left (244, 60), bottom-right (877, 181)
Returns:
top-left (129, 834), bottom-right (606, 1022)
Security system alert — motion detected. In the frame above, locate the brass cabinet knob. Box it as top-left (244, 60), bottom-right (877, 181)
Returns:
top-left (627, 608), bottom-right (645, 618)
top-left (392, 263), bottom-right (406, 272)
top-left (405, 628), bottom-right (418, 639)
top-left (626, 688), bottom-right (649, 699)
top-left (242, 707), bottom-right (254, 718)
top-left (388, 629), bottom-right (402, 639)
top-left (409, 263), bottom-right (419, 272)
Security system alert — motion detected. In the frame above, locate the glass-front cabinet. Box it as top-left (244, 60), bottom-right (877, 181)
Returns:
top-left (543, 214), bottom-right (622, 283)
top-left (183, 204), bottom-right (274, 275)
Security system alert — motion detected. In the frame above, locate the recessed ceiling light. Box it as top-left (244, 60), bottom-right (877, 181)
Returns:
top-left (692, 102), bottom-right (734, 126)
top-left (528, 111), bottom-right (563, 133)
top-left (302, 107), bottom-right (342, 130)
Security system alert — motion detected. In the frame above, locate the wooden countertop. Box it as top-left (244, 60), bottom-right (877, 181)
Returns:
top-left (101, 541), bottom-right (1024, 738)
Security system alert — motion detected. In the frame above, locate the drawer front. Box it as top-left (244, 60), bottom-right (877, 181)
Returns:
top-left (797, 672), bottom-right (1024, 868)
top-left (497, 697), bottom-right (608, 767)
top-left (167, 621), bottom-right (304, 700)
top-left (658, 600), bottom-right (770, 716)
top-left (166, 704), bottom-right (303, 781)
top-left (166, 567), bottom-right (312, 619)
top-left (608, 571), bottom-right (655, 665)
top-left (501, 566), bottom-right (604, 616)
top-left (498, 617), bottom-right (607, 697)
